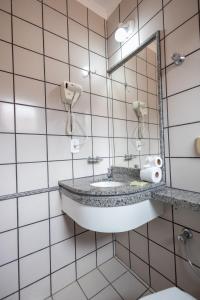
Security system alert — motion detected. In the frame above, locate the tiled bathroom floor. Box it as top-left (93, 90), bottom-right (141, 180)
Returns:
top-left (46, 257), bottom-right (152, 300)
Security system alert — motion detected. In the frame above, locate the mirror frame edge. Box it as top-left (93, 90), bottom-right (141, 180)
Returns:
top-left (107, 31), bottom-right (166, 184)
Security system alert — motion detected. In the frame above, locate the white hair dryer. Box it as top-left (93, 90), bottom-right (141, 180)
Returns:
top-left (132, 101), bottom-right (148, 139)
top-left (60, 81), bottom-right (82, 135)
top-left (132, 101), bottom-right (147, 119)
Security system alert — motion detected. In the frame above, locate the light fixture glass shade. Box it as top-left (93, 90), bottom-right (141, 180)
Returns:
top-left (115, 20), bottom-right (134, 43)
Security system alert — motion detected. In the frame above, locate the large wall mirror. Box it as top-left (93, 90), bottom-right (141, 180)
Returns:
top-left (107, 31), bottom-right (164, 174)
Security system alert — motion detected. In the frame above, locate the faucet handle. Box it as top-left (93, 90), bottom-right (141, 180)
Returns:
top-left (107, 167), bottom-right (112, 178)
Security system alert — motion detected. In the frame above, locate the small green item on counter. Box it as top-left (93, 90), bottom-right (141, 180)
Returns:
top-left (130, 180), bottom-right (148, 187)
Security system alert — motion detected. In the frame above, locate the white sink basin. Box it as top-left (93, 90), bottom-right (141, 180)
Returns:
top-left (61, 195), bottom-right (164, 233)
top-left (90, 181), bottom-right (125, 188)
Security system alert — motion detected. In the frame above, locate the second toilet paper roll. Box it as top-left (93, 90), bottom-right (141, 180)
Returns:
top-left (140, 167), bottom-right (162, 183)
top-left (144, 156), bottom-right (163, 168)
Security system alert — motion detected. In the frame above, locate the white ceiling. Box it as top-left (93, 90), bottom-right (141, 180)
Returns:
top-left (77, 0), bottom-right (121, 19)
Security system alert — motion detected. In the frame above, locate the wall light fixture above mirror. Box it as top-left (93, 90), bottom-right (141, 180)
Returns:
top-left (115, 20), bottom-right (135, 42)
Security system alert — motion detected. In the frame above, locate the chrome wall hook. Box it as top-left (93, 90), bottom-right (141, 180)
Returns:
top-left (124, 154), bottom-right (136, 161)
top-left (87, 156), bottom-right (102, 164)
top-left (171, 53), bottom-right (185, 65)
top-left (177, 228), bottom-right (193, 242)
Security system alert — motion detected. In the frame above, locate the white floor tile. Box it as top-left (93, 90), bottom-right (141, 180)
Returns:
top-left (99, 257), bottom-right (127, 282)
top-left (141, 289), bottom-right (152, 297)
top-left (112, 272), bottom-right (147, 300)
top-left (48, 258), bottom-right (150, 300)
top-left (53, 282), bottom-right (87, 300)
top-left (91, 285), bottom-right (122, 300)
top-left (78, 269), bottom-right (109, 299)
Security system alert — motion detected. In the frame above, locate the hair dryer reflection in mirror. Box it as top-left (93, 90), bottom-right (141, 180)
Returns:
top-left (132, 101), bottom-right (148, 139)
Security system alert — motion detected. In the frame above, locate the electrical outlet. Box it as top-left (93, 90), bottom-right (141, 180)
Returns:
top-left (136, 140), bottom-right (142, 151)
top-left (71, 139), bottom-right (79, 153)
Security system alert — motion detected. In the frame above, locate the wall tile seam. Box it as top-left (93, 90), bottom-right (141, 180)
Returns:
top-left (0, 240), bottom-right (114, 299)
top-left (116, 239), bottom-right (149, 266)
top-left (0, 70), bottom-right (111, 94)
top-left (106, 0), bottom-right (175, 40)
top-left (3, 242), bottom-right (112, 292)
top-left (42, 2), bottom-right (106, 39)
top-left (108, 10), bottom-right (199, 62)
top-left (116, 232), bottom-right (178, 259)
top-left (113, 255), bottom-right (151, 290)
top-left (86, 7), bottom-right (95, 180)
top-left (0, 31), bottom-right (107, 61)
top-left (110, 79), bottom-right (158, 97)
top-left (0, 4), bottom-right (106, 40)
top-left (198, 0), bottom-right (200, 40)
top-left (0, 154), bottom-right (160, 166)
top-left (9, 0), bottom-right (21, 296)
top-left (110, 70), bottom-right (158, 85)
top-left (164, 120), bottom-right (200, 129)
top-left (165, 156), bottom-right (200, 159)
top-left (0, 234), bottom-right (113, 269)
top-left (109, 0), bottom-right (199, 42)
top-left (0, 290), bottom-right (19, 300)
top-left (0, 0), bottom-right (112, 298)
top-left (162, 47), bottom-right (200, 70)
top-left (163, 10), bottom-right (200, 40)
top-left (0, 40), bottom-right (108, 77)
top-left (116, 240), bottom-right (176, 284)
top-left (107, 4), bottom-right (164, 60)
top-left (162, 83), bottom-right (200, 101)
top-left (1, 133), bottom-right (154, 139)
top-left (0, 98), bottom-right (159, 116)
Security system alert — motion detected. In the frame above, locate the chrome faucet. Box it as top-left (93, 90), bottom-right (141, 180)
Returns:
top-left (171, 53), bottom-right (185, 65)
top-left (107, 168), bottom-right (112, 178)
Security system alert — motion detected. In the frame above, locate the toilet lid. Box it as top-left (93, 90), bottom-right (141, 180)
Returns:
top-left (140, 287), bottom-right (196, 300)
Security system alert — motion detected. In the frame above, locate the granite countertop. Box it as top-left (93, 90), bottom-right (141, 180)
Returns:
top-left (59, 167), bottom-right (200, 210)
top-left (59, 166), bottom-right (165, 207)
top-left (59, 174), bottom-right (164, 197)
top-left (152, 187), bottom-right (200, 210)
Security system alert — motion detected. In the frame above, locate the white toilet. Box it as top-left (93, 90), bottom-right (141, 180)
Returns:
top-left (140, 287), bottom-right (196, 300)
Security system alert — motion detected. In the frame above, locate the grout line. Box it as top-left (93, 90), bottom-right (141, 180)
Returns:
top-left (136, 287), bottom-right (151, 300)
top-left (115, 241), bottom-right (177, 286)
top-left (164, 120), bottom-right (200, 129)
top-left (162, 46), bottom-right (200, 70)
top-left (86, 7), bottom-right (95, 178)
top-left (10, 0), bottom-right (20, 298)
top-left (0, 290), bottom-right (19, 300)
top-left (115, 254), bottom-right (150, 290)
top-left (41, 1), bottom-right (52, 294)
top-left (47, 256), bottom-right (116, 300)
top-left (162, 83), bottom-right (200, 100)
top-left (96, 269), bottom-right (125, 300)
top-left (161, 0), bottom-right (172, 192)
top-left (146, 223), bottom-right (152, 286)
top-left (172, 206), bottom-right (178, 286)
top-left (77, 280), bottom-right (89, 300)
top-left (0, 3), bottom-right (106, 39)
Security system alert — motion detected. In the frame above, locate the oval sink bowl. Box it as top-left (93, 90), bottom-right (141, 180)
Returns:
top-left (90, 181), bottom-right (125, 188)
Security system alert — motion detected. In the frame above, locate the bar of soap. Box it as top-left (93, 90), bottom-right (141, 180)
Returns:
top-left (130, 180), bottom-right (148, 187)
top-left (195, 137), bottom-right (200, 155)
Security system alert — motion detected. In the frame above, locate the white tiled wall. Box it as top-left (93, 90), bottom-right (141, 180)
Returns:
top-left (108, 0), bottom-right (200, 298)
top-left (1, 0), bottom-right (200, 298)
top-left (0, 1), bottom-right (114, 299)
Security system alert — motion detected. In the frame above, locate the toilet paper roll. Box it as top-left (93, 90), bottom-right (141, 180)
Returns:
top-left (140, 167), bottom-right (162, 183)
top-left (144, 156), bottom-right (163, 168)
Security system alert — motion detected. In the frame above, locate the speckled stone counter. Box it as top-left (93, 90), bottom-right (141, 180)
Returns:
top-left (59, 167), bottom-right (200, 209)
top-left (59, 167), bottom-right (165, 207)
top-left (152, 187), bottom-right (200, 211)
